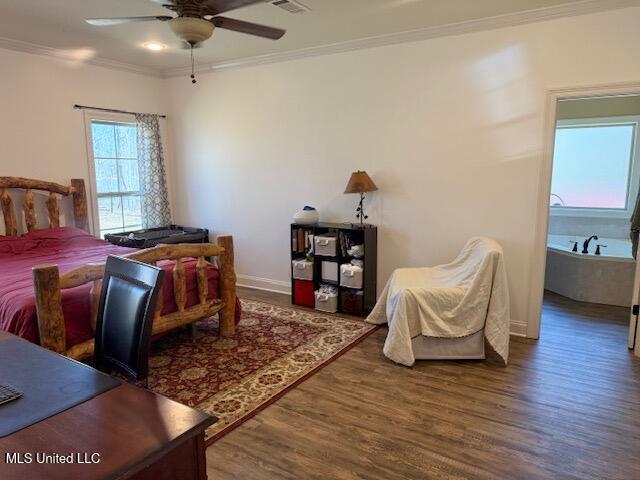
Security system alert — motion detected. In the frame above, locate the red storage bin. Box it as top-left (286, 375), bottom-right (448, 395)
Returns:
top-left (294, 280), bottom-right (315, 308)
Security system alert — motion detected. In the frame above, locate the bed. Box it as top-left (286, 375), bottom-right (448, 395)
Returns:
top-left (0, 176), bottom-right (239, 360)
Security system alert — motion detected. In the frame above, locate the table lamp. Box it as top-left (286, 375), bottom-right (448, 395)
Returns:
top-left (344, 170), bottom-right (378, 226)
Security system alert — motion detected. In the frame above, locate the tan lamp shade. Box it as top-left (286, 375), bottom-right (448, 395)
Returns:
top-left (344, 171), bottom-right (378, 194)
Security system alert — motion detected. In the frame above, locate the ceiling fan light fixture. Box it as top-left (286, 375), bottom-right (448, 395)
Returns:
top-left (168, 17), bottom-right (214, 44)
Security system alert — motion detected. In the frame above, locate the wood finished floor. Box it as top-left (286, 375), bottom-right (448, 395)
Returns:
top-left (207, 288), bottom-right (640, 480)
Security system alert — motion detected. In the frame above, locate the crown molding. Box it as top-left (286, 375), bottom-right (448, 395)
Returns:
top-left (162, 0), bottom-right (640, 78)
top-left (0, 36), bottom-right (162, 78)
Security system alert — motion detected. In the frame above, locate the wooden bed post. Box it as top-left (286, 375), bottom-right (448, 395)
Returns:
top-left (46, 192), bottom-right (60, 228)
top-left (32, 264), bottom-right (66, 354)
top-left (23, 189), bottom-right (36, 232)
top-left (0, 189), bottom-right (17, 236)
top-left (71, 179), bottom-right (89, 232)
top-left (217, 235), bottom-right (237, 337)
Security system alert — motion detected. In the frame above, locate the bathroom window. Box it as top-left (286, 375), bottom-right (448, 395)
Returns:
top-left (550, 117), bottom-right (639, 217)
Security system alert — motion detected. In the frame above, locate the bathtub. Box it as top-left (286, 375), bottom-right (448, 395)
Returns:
top-left (545, 234), bottom-right (636, 306)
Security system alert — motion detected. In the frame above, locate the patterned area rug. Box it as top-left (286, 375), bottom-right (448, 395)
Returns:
top-left (147, 299), bottom-right (377, 444)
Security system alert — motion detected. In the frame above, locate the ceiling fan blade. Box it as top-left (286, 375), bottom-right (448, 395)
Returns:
top-left (211, 17), bottom-right (285, 40)
top-left (85, 16), bottom-right (173, 26)
top-left (204, 0), bottom-right (264, 15)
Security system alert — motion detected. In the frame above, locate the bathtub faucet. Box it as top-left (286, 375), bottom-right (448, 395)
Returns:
top-left (582, 235), bottom-right (598, 254)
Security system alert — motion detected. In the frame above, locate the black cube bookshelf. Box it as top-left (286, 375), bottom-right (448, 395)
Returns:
top-left (290, 222), bottom-right (377, 316)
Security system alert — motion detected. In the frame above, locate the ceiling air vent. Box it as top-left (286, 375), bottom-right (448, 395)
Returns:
top-left (270, 0), bottom-right (310, 14)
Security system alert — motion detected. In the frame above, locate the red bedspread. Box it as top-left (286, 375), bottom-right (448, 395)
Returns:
top-left (0, 227), bottom-right (239, 348)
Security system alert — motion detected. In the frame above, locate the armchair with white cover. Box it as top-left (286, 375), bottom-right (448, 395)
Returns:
top-left (367, 237), bottom-right (510, 367)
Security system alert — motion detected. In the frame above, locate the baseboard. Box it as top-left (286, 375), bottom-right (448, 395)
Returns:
top-left (510, 321), bottom-right (528, 337)
top-left (237, 275), bottom-right (531, 337)
top-left (236, 274), bottom-right (291, 295)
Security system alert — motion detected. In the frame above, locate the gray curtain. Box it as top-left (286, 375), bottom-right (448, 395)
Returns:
top-left (135, 113), bottom-right (171, 228)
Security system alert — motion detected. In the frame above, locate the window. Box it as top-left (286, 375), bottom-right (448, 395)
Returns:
top-left (89, 120), bottom-right (143, 238)
top-left (550, 118), bottom-right (639, 216)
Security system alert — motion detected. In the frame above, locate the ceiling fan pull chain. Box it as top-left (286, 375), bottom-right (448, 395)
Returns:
top-left (190, 45), bottom-right (197, 84)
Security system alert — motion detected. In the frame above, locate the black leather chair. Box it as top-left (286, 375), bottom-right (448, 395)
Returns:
top-left (94, 255), bottom-right (165, 385)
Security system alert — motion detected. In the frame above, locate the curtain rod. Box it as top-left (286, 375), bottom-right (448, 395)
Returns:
top-left (73, 104), bottom-right (167, 118)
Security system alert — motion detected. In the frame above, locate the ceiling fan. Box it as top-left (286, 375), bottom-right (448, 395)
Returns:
top-left (85, 0), bottom-right (286, 82)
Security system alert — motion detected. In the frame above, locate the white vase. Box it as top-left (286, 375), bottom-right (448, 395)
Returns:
top-left (293, 208), bottom-right (319, 225)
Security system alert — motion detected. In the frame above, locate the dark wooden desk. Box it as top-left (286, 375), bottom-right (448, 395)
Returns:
top-left (0, 331), bottom-right (216, 480)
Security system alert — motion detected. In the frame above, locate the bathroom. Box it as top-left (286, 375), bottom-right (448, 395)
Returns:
top-left (545, 95), bottom-right (640, 308)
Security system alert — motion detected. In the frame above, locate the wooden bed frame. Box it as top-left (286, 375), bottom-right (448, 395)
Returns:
top-left (0, 176), bottom-right (237, 360)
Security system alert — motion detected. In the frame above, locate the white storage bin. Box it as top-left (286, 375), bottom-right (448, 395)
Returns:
top-left (340, 263), bottom-right (363, 289)
top-left (315, 290), bottom-right (338, 313)
top-left (321, 261), bottom-right (339, 282)
top-left (292, 259), bottom-right (314, 281)
top-left (315, 235), bottom-right (337, 257)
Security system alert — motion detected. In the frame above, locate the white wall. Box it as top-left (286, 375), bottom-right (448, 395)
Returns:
top-left (0, 48), bottom-right (168, 233)
top-left (174, 7), bottom-right (640, 333)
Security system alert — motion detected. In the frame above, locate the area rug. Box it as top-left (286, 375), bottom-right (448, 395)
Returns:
top-left (147, 299), bottom-right (377, 444)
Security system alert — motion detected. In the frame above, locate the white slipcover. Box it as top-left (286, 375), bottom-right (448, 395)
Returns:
top-left (367, 237), bottom-right (510, 366)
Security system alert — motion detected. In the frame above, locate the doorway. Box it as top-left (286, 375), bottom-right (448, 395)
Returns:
top-left (533, 90), bottom-right (640, 352)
